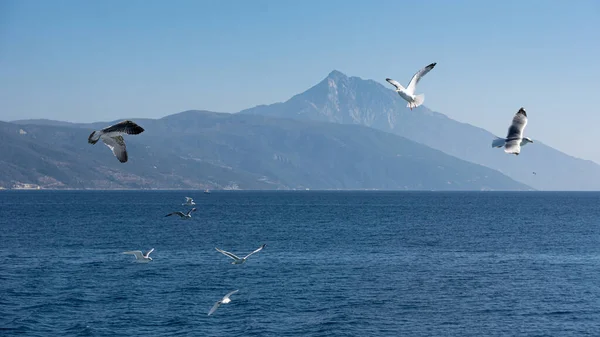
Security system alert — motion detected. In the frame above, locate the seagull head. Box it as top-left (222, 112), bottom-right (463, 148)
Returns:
top-left (148, 257), bottom-right (153, 261)
top-left (523, 137), bottom-right (534, 144)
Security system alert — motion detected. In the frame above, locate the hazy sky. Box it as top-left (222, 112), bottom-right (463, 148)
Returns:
top-left (1, 0), bottom-right (599, 162)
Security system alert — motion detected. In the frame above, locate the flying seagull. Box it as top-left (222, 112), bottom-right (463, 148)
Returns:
top-left (491, 108), bottom-right (533, 155)
top-left (123, 248), bottom-right (154, 263)
top-left (182, 197), bottom-right (195, 206)
top-left (208, 290), bottom-right (239, 316)
top-left (88, 120), bottom-right (145, 163)
top-left (165, 207), bottom-right (197, 219)
top-left (215, 244), bottom-right (266, 264)
top-left (386, 62), bottom-right (437, 110)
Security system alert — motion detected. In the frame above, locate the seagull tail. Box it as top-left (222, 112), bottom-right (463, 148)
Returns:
top-left (492, 137), bottom-right (506, 148)
top-left (409, 94), bottom-right (425, 108)
top-left (88, 130), bottom-right (102, 144)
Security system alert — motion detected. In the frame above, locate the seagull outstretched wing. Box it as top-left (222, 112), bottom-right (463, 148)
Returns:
top-left (215, 248), bottom-right (241, 260)
top-left (243, 244), bottom-right (266, 259)
top-left (166, 211), bottom-right (186, 218)
top-left (123, 251), bottom-right (144, 260)
top-left (101, 120), bottom-right (145, 135)
top-left (144, 248), bottom-right (155, 258)
top-left (208, 301), bottom-right (221, 316)
top-left (222, 289), bottom-right (239, 301)
top-left (406, 62), bottom-right (437, 94)
top-left (385, 78), bottom-right (405, 91)
top-left (101, 135), bottom-right (128, 163)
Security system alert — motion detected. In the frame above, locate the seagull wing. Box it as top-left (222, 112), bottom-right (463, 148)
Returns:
top-left (186, 208), bottom-right (197, 216)
top-left (406, 62), bottom-right (437, 94)
top-left (221, 289), bottom-right (240, 302)
top-left (222, 289), bottom-right (239, 301)
top-left (166, 211), bottom-right (186, 217)
top-left (243, 244), bottom-right (266, 259)
top-left (504, 108), bottom-right (528, 154)
top-left (144, 248), bottom-right (155, 257)
top-left (185, 197), bottom-right (193, 202)
top-left (101, 135), bottom-right (128, 163)
top-left (208, 301), bottom-right (221, 316)
top-left (101, 120), bottom-right (145, 135)
top-left (215, 248), bottom-right (241, 260)
top-left (385, 78), bottom-right (405, 91)
top-left (123, 251), bottom-right (144, 259)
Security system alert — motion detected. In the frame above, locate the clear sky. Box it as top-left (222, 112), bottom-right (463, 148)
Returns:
top-left (1, 0), bottom-right (599, 162)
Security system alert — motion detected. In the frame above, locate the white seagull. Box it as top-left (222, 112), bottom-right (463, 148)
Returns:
top-left (182, 197), bottom-right (196, 206)
top-left (165, 208), bottom-right (197, 219)
top-left (208, 290), bottom-right (239, 316)
top-left (492, 107), bottom-right (533, 155)
top-left (386, 62), bottom-right (437, 110)
top-left (123, 248), bottom-right (154, 263)
top-left (88, 120), bottom-right (145, 163)
top-left (215, 244), bottom-right (266, 264)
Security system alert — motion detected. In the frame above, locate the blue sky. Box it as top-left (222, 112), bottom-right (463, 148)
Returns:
top-left (1, 0), bottom-right (599, 162)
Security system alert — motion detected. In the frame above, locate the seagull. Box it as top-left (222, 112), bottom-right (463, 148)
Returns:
top-left (386, 62), bottom-right (437, 110)
top-left (491, 107), bottom-right (533, 155)
top-left (88, 120), bottom-right (145, 163)
top-left (182, 197), bottom-right (195, 206)
top-left (215, 244), bottom-right (266, 264)
top-left (122, 248), bottom-right (154, 263)
top-left (208, 290), bottom-right (239, 316)
top-left (165, 207), bottom-right (197, 219)
top-left (533, 172), bottom-right (537, 175)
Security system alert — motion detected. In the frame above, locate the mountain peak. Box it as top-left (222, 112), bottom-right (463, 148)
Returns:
top-left (241, 68), bottom-right (409, 126)
top-left (326, 70), bottom-right (348, 80)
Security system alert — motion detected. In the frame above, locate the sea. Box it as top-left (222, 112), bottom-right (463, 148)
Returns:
top-left (1, 191), bottom-right (600, 336)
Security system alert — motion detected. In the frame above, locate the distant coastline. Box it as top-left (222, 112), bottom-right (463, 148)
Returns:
top-left (0, 187), bottom-right (552, 192)
top-left (10, 183), bottom-right (42, 190)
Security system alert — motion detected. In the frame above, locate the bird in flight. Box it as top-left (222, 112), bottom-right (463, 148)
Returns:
top-left (122, 248), bottom-right (154, 263)
top-left (208, 290), bottom-right (239, 316)
top-left (165, 208), bottom-right (197, 219)
top-left (386, 62), bottom-right (437, 110)
top-left (182, 197), bottom-right (195, 206)
top-left (88, 120), bottom-right (145, 163)
top-left (215, 244), bottom-right (266, 264)
top-left (491, 108), bottom-right (533, 155)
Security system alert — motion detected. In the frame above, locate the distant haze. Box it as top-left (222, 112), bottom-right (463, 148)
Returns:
top-left (1, 1), bottom-right (599, 163)
top-left (7, 71), bottom-right (600, 191)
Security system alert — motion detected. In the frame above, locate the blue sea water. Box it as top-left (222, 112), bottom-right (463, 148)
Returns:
top-left (1, 191), bottom-right (600, 336)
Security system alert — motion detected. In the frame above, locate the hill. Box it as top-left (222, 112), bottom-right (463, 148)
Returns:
top-left (241, 70), bottom-right (600, 190)
top-left (1, 112), bottom-right (528, 190)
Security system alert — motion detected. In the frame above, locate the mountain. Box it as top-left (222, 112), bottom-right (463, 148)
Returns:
top-left (241, 70), bottom-right (600, 191)
top-left (0, 111), bottom-right (529, 190)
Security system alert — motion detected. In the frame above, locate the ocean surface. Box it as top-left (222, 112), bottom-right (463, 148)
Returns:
top-left (1, 191), bottom-right (600, 336)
